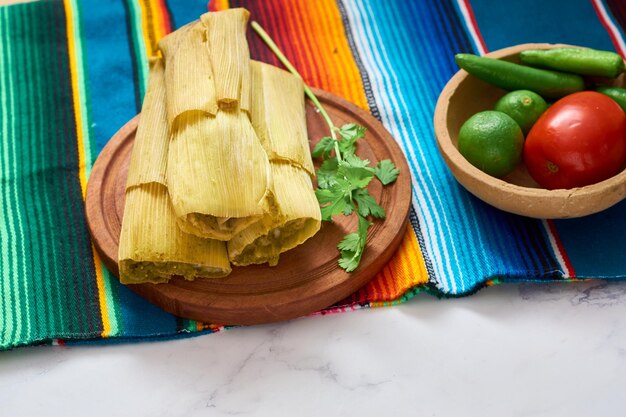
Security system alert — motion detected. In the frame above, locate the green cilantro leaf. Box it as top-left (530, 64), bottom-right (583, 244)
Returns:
top-left (312, 136), bottom-right (335, 159)
top-left (337, 232), bottom-right (360, 252)
top-left (374, 159), bottom-right (399, 185)
top-left (343, 153), bottom-right (372, 168)
top-left (337, 158), bottom-right (375, 189)
top-left (316, 157), bottom-right (339, 189)
top-left (338, 123), bottom-right (366, 141)
top-left (336, 124), bottom-right (366, 156)
top-left (338, 215), bottom-right (371, 272)
top-left (353, 188), bottom-right (385, 219)
top-left (315, 178), bottom-right (355, 221)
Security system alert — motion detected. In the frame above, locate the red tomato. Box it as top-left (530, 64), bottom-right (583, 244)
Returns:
top-left (524, 91), bottom-right (626, 190)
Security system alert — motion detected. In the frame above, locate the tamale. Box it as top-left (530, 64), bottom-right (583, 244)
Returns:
top-left (249, 61), bottom-right (315, 174)
top-left (158, 21), bottom-right (218, 127)
top-left (118, 58), bottom-right (231, 284)
top-left (228, 162), bottom-right (321, 266)
top-left (228, 62), bottom-right (321, 266)
top-left (166, 109), bottom-right (273, 241)
top-left (200, 8), bottom-right (252, 111)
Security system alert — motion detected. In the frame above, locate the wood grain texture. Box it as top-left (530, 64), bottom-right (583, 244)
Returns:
top-left (85, 88), bottom-right (412, 325)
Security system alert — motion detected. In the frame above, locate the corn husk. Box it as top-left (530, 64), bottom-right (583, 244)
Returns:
top-left (166, 109), bottom-right (273, 241)
top-left (228, 162), bottom-right (321, 266)
top-left (158, 21), bottom-right (218, 127)
top-left (228, 62), bottom-right (321, 266)
top-left (249, 61), bottom-right (314, 174)
top-left (126, 58), bottom-right (169, 188)
top-left (200, 8), bottom-right (251, 111)
top-left (118, 58), bottom-right (231, 284)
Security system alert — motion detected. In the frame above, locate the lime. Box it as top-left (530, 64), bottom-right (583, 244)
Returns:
top-left (494, 90), bottom-right (549, 134)
top-left (458, 110), bottom-right (524, 178)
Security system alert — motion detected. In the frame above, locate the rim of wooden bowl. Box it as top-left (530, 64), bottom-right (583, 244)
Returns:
top-left (433, 43), bottom-right (626, 219)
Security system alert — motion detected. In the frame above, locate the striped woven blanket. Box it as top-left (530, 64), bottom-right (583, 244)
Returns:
top-left (2, 0), bottom-right (626, 350)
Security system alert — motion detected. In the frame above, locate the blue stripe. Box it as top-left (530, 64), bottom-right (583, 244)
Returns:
top-left (77, 0), bottom-right (198, 334)
top-left (470, 0), bottom-right (626, 279)
top-left (167, 0), bottom-right (207, 29)
top-left (343, 0), bottom-right (561, 294)
top-left (469, 0), bottom-right (616, 52)
top-left (79, 0), bottom-right (140, 153)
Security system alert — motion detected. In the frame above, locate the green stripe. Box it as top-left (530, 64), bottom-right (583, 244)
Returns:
top-left (61, 0), bottom-right (104, 336)
top-left (70, 0), bottom-right (121, 336)
top-left (185, 320), bottom-right (198, 332)
top-left (1, 6), bottom-right (22, 344)
top-left (101, 268), bottom-right (120, 336)
top-left (0, 8), bottom-right (11, 347)
top-left (55, 14), bottom-right (91, 336)
top-left (27, 0), bottom-right (49, 333)
top-left (39, 2), bottom-right (65, 336)
top-left (47, 1), bottom-right (72, 335)
top-left (13, 7), bottom-right (31, 341)
top-left (26, 3), bottom-right (56, 335)
top-left (127, 0), bottom-right (149, 97)
top-left (68, 0), bottom-right (94, 176)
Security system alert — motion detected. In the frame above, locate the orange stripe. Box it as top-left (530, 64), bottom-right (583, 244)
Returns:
top-left (211, 2), bottom-right (427, 304)
top-left (211, 0), bottom-right (230, 12)
top-left (313, 2), bottom-right (363, 106)
top-left (137, 0), bottom-right (171, 58)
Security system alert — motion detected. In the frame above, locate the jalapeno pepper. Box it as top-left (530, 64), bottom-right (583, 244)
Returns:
top-left (455, 53), bottom-right (585, 99)
top-left (520, 48), bottom-right (625, 78)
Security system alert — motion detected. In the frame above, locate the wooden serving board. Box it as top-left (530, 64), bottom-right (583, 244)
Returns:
top-left (85, 88), bottom-right (411, 325)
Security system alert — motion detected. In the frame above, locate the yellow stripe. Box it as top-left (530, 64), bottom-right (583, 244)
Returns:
top-left (93, 247), bottom-right (112, 335)
top-left (137, 0), bottom-right (156, 57)
top-left (62, 0), bottom-right (87, 199)
top-left (138, 0), bottom-right (169, 58)
top-left (213, 0), bottom-right (230, 11)
top-left (62, 0), bottom-right (111, 337)
top-left (148, 0), bottom-right (167, 41)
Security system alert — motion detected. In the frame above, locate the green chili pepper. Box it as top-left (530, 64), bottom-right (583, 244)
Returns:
top-left (520, 48), bottom-right (625, 78)
top-left (455, 53), bottom-right (585, 99)
top-left (596, 86), bottom-right (626, 112)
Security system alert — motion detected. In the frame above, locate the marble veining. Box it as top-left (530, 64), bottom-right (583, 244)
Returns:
top-left (3, 282), bottom-right (626, 417)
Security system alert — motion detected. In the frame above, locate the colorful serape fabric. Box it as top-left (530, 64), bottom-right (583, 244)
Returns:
top-left (2, 0), bottom-right (626, 350)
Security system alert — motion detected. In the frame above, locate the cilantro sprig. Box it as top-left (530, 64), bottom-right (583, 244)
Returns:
top-left (252, 22), bottom-right (399, 272)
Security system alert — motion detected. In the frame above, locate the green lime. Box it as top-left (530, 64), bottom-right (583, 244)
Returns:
top-left (494, 90), bottom-right (549, 134)
top-left (458, 110), bottom-right (524, 178)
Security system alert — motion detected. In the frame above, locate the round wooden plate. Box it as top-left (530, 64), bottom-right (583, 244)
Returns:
top-left (85, 88), bottom-right (411, 325)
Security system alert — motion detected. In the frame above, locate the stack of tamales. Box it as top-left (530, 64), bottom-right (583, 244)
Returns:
top-left (118, 58), bottom-right (231, 284)
top-left (117, 9), bottom-right (321, 284)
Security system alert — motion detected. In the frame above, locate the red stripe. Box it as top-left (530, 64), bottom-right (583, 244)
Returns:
top-left (547, 220), bottom-right (576, 278)
top-left (592, 0), bottom-right (626, 58)
top-left (462, 0), bottom-right (488, 53)
top-left (156, 0), bottom-right (173, 34)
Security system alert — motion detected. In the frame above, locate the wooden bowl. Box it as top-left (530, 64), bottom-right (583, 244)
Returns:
top-left (434, 43), bottom-right (626, 219)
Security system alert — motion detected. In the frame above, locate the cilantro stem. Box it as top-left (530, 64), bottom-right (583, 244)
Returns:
top-left (251, 21), bottom-right (342, 162)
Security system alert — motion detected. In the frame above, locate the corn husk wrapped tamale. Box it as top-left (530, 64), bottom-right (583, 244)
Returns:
top-left (166, 109), bottom-right (274, 241)
top-left (227, 62), bottom-right (321, 266)
top-left (158, 21), bottom-right (218, 127)
top-left (118, 58), bottom-right (231, 284)
top-left (162, 10), bottom-right (273, 241)
top-left (228, 162), bottom-right (321, 266)
top-left (200, 8), bottom-right (252, 112)
top-left (249, 61), bottom-right (315, 174)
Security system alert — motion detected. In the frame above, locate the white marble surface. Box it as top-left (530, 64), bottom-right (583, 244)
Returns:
top-left (2, 281), bottom-right (626, 416)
